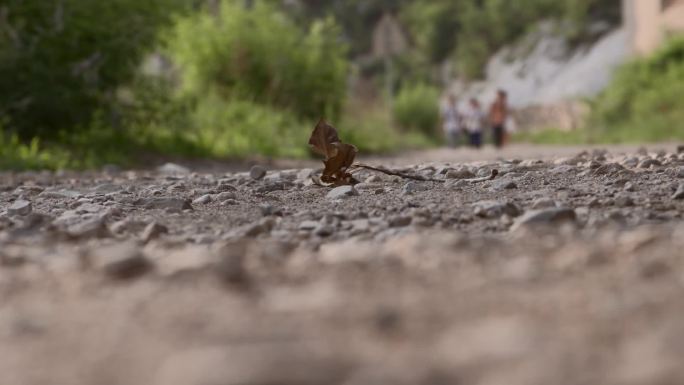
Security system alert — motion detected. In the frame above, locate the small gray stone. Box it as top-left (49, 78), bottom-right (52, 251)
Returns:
top-left (445, 179), bottom-right (469, 189)
top-left (677, 167), bottom-right (684, 178)
top-left (67, 217), bottom-right (111, 239)
top-left (38, 189), bottom-right (82, 199)
top-left (298, 221), bottom-right (319, 231)
top-left (615, 194), bottom-right (634, 207)
top-left (388, 216), bottom-right (412, 228)
top-left (365, 175), bottom-right (383, 183)
top-left (473, 200), bottom-right (521, 218)
top-left (93, 243), bottom-right (151, 279)
top-left (297, 168), bottom-right (314, 181)
top-left (401, 182), bottom-right (428, 195)
top-left (8, 200), bottom-right (32, 216)
top-left (623, 157), bottom-right (639, 168)
top-left (314, 225), bottom-right (334, 237)
top-left (242, 218), bottom-right (276, 237)
top-left (350, 219), bottom-right (371, 232)
top-left (158, 162), bottom-right (190, 175)
top-left (259, 203), bottom-right (282, 216)
top-left (76, 203), bottom-right (104, 214)
top-left (531, 198), bottom-right (558, 210)
top-left (638, 158), bottom-right (662, 169)
top-left (511, 208), bottom-right (577, 231)
top-left (141, 221), bottom-right (169, 243)
top-left (327, 185), bottom-right (359, 199)
top-left (592, 163), bottom-right (627, 176)
top-left (445, 168), bottom-right (475, 180)
top-left (255, 183), bottom-right (285, 194)
top-left (249, 165), bottom-right (267, 180)
top-left (492, 179), bottom-right (518, 191)
top-left (139, 197), bottom-right (192, 211)
top-left (192, 194), bottom-right (212, 205)
top-left (216, 192), bottom-right (237, 201)
top-left (673, 184), bottom-right (684, 200)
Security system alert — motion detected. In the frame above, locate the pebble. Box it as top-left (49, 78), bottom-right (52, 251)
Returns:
top-left (511, 208), bottom-right (577, 231)
top-left (673, 184), bottom-right (684, 200)
top-left (8, 200), bottom-right (32, 216)
top-left (38, 189), bottom-right (82, 199)
top-left (192, 194), bottom-right (213, 205)
top-left (492, 179), bottom-right (518, 191)
top-left (615, 194), bottom-right (635, 207)
top-left (91, 242), bottom-right (151, 279)
top-left (76, 203), bottom-right (104, 214)
top-left (139, 197), bottom-right (193, 211)
top-left (297, 168), bottom-right (314, 181)
top-left (638, 159), bottom-right (662, 169)
top-left (298, 221), bottom-right (319, 231)
top-left (401, 182), bottom-right (428, 195)
top-left (592, 163), bottom-right (627, 176)
top-left (327, 185), bottom-right (359, 199)
top-left (141, 221), bottom-right (169, 243)
top-left (388, 216), bottom-right (412, 228)
top-left (216, 192), bottom-right (237, 201)
top-left (473, 200), bottom-right (522, 218)
top-left (445, 168), bottom-right (475, 180)
top-left (249, 165), bottom-right (267, 180)
top-left (158, 163), bottom-right (190, 175)
top-left (259, 203), bottom-right (282, 216)
top-left (445, 179), bottom-right (469, 189)
top-left (531, 198), bottom-right (558, 210)
top-left (242, 218), bottom-right (276, 237)
top-left (314, 225), bottom-right (334, 237)
top-left (255, 183), bottom-right (285, 194)
top-left (67, 217), bottom-right (111, 239)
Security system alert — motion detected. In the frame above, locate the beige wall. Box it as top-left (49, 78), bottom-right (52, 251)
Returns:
top-left (625, 0), bottom-right (684, 55)
top-left (663, 2), bottom-right (684, 31)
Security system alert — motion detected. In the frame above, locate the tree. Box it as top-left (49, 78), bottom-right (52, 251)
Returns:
top-left (0, 0), bottom-right (187, 138)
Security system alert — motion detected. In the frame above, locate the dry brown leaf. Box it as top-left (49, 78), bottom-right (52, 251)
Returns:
top-left (308, 119), bottom-right (358, 186)
top-left (308, 119), bottom-right (342, 159)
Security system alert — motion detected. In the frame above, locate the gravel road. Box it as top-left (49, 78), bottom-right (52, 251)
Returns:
top-left (1, 144), bottom-right (684, 385)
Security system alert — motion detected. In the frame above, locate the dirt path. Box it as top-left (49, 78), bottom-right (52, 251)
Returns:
top-left (1, 144), bottom-right (684, 385)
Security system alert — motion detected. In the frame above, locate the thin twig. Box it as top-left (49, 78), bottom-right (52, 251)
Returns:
top-left (465, 169), bottom-right (499, 184)
top-left (351, 163), bottom-right (446, 183)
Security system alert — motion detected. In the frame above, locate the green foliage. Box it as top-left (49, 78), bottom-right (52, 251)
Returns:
top-left (183, 95), bottom-right (309, 158)
top-left (338, 103), bottom-right (436, 154)
top-left (590, 36), bottom-right (684, 142)
top-left (165, 0), bottom-right (348, 121)
top-left (0, 0), bottom-right (187, 138)
top-left (0, 133), bottom-right (70, 170)
top-left (392, 83), bottom-right (440, 137)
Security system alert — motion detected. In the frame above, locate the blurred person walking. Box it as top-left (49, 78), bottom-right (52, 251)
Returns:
top-left (489, 90), bottom-right (509, 148)
top-left (441, 94), bottom-right (463, 148)
top-left (463, 98), bottom-right (485, 148)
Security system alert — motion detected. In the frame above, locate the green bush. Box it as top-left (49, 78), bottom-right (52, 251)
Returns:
top-left (0, 0), bottom-right (187, 138)
top-left (0, 131), bottom-right (71, 170)
top-left (165, 0), bottom-right (348, 121)
top-left (590, 36), bottom-right (684, 142)
top-left (185, 95), bottom-right (309, 158)
top-left (392, 83), bottom-right (440, 136)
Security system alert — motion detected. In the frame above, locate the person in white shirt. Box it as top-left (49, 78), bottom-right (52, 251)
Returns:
top-left (463, 98), bottom-right (485, 148)
top-left (441, 94), bottom-right (463, 148)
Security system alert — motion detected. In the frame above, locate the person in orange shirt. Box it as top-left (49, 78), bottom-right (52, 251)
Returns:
top-left (489, 89), bottom-right (508, 148)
